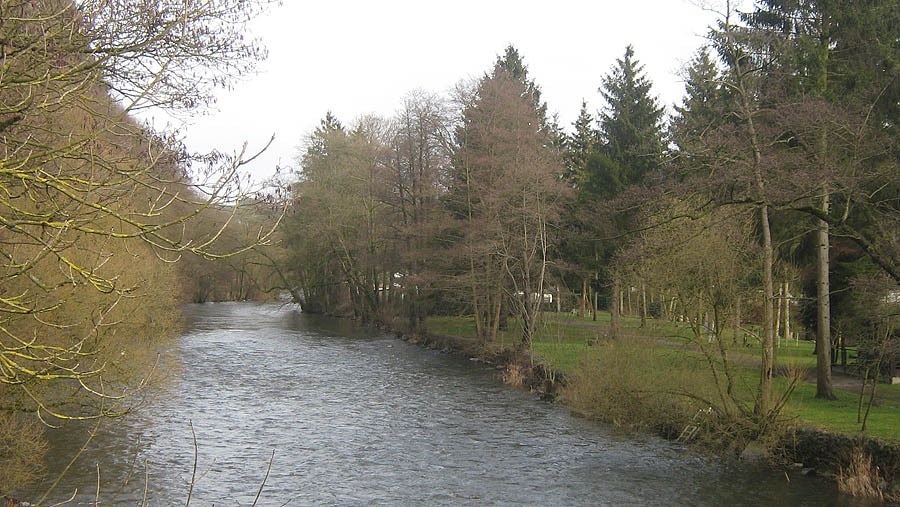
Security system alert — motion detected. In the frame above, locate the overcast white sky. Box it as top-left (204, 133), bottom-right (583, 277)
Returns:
top-left (172, 0), bottom-right (735, 182)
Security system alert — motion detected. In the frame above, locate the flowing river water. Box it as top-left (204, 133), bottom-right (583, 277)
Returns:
top-left (23, 302), bottom-right (873, 506)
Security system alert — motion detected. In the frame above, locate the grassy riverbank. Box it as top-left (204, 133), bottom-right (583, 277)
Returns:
top-left (424, 312), bottom-right (900, 442)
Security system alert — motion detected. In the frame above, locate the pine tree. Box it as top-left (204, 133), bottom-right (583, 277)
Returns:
top-left (304, 111), bottom-right (344, 161)
top-left (564, 101), bottom-right (600, 187)
top-left (556, 47), bottom-right (667, 330)
top-left (671, 46), bottom-right (729, 163)
top-left (596, 45), bottom-right (666, 192)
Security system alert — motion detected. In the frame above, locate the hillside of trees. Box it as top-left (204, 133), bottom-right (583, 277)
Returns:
top-left (283, 1), bottom-right (898, 445)
top-left (0, 0), bottom-right (281, 489)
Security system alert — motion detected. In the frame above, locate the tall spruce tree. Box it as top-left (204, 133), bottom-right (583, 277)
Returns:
top-left (559, 102), bottom-right (605, 319)
top-left (596, 45), bottom-right (666, 193)
top-left (671, 46), bottom-right (729, 166)
top-left (564, 101), bottom-right (600, 187)
top-left (590, 45), bottom-right (666, 334)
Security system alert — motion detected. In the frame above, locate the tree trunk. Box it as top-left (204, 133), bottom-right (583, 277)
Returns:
top-left (609, 277), bottom-right (621, 338)
top-left (491, 291), bottom-right (503, 341)
top-left (784, 281), bottom-right (792, 343)
top-left (757, 202), bottom-right (776, 418)
top-left (816, 192), bottom-right (837, 400)
top-left (470, 256), bottom-right (485, 342)
top-left (640, 280), bottom-right (648, 328)
top-left (626, 284), bottom-right (633, 316)
top-left (775, 282), bottom-right (783, 345)
top-left (581, 278), bottom-right (588, 317)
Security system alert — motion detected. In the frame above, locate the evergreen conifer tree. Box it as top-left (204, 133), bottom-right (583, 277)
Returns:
top-left (596, 45), bottom-right (666, 193)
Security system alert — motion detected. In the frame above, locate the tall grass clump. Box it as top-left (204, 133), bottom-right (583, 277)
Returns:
top-left (837, 446), bottom-right (887, 501)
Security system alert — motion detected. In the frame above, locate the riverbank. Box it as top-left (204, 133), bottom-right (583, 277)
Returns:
top-left (393, 318), bottom-right (900, 503)
top-left (400, 331), bottom-right (563, 397)
top-left (774, 428), bottom-right (900, 501)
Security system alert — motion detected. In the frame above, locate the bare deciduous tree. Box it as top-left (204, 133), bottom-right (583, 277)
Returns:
top-left (448, 58), bottom-right (568, 346)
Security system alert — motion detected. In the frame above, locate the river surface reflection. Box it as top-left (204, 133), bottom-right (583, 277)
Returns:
top-left (24, 302), bottom-right (872, 506)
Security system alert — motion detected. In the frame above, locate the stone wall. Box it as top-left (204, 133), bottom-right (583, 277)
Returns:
top-left (775, 428), bottom-right (899, 497)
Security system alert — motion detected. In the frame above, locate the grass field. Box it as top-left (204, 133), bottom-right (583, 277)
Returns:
top-left (425, 311), bottom-right (900, 442)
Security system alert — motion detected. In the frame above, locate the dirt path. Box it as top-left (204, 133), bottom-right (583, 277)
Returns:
top-left (828, 369), bottom-right (900, 402)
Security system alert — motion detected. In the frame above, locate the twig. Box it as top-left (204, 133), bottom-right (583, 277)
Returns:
top-left (141, 464), bottom-right (150, 507)
top-left (185, 421), bottom-right (198, 507)
top-left (94, 464), bottom-right (101, 506)
top-left (251, 450), bottom-right (276, 507)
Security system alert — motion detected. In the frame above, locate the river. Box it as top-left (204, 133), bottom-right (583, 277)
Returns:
top-left (22, 302), bottom-right (872, 506)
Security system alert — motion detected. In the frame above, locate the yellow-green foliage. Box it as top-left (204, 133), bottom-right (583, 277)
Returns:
top-left (0, 229), bottom-right (183, 419)
top-left (561, 338), bottom-right (724, 439)
top-left (0, 0), bottom-right (277, 492)
top-left (0, 86), bottom-right (187, 420)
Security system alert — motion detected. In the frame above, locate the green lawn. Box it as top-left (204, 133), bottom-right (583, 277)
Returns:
top-left (426, 316), bottom-right (479, 338)
top-left (787, 382), bottom-right (900, 438)
top-left (425, 311), bottom-right (900, 442)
